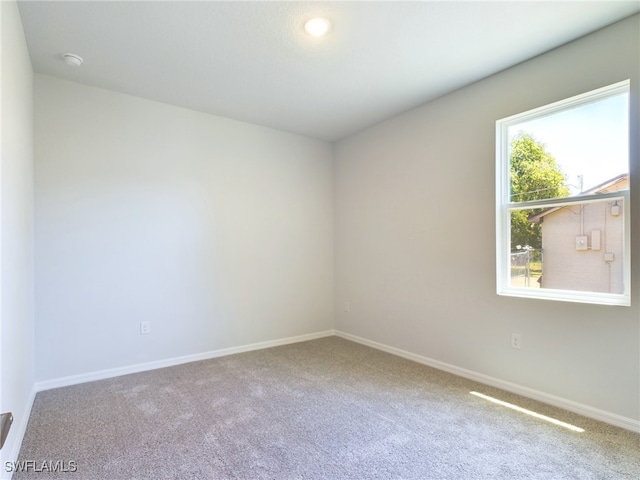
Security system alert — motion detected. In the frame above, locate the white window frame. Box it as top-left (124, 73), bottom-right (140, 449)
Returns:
top-left (496, 80), bottom-right (630, 306)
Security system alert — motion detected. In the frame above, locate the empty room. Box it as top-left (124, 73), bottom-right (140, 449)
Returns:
top-left (1, 1), bottom-right (639, 478)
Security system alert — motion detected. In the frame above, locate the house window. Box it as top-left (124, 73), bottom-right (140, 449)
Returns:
top-left (496, 80), bottom-right (630, 305)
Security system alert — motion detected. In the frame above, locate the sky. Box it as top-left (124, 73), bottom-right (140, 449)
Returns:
top-left (508, 92), bottom-right (629, 195)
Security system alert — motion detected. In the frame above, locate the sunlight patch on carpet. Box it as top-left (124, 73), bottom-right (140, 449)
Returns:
top-left (470, 391), bottom-right (585, 433)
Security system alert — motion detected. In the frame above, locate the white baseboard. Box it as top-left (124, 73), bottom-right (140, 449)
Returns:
top-left (335, 330), bottom-right (640, 433)
top-left (33, 328), bottom-right (639, 433)
top-left (35, 330), bottom-right (335, 392)
top-left (1, 387), bottom-right (37, 480)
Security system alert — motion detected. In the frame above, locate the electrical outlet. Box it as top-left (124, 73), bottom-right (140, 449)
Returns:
top-left (140, 321), bottom-right (151, 335)
top-left (344, 301), bottom-right (350, 312)
top-left (511, 333), bottom-right (522, 349)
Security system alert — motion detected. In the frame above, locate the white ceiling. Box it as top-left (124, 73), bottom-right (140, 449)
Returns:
top-left (17, 1), bottom-right (640, 141)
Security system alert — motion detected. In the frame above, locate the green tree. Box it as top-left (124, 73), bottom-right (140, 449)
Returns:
top-left (510, 132), bottom-right (569, 250)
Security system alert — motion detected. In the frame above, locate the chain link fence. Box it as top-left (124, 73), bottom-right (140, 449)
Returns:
top-left (510, 248), bottom-right (542, 288)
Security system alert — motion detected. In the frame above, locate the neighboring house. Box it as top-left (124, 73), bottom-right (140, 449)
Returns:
top-left (528, 174), bottom-right (627, 294)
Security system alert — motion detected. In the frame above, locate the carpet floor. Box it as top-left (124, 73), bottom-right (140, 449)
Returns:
top-left (14, 336), bottom-right (640, 479)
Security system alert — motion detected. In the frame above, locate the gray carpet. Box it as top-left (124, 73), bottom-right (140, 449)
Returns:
top-left (14, 337), bottom-right (640, 479)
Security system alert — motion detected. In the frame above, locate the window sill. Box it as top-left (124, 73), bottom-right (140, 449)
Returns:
top-left (497, 287), bottom-right (630, 306)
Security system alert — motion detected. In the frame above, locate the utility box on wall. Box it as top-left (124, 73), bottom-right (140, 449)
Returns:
top-left (575, 236), bottom-right (588, 251)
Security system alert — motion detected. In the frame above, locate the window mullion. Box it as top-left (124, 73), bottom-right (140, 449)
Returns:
top-left (507, 191), bottom-right (627, 210)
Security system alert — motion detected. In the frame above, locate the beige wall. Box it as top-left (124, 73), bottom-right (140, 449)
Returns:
top-left (35, 75), bottom-right (334, 382)
top-left (541, 198), bottom-right (625, 294)
top-left (0, 0), bottom-right (35, 470)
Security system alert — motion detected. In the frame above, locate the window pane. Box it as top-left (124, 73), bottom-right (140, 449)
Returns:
top-left (509, 197), bottom-right (625, 294)
top-left (508, 92), bottom-right (629, 202)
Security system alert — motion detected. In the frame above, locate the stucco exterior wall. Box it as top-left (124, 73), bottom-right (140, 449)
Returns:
top-left (540, 178), bottom-right (627, 293)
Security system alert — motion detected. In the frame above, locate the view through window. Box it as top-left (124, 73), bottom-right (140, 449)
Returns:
top-left (496, 81), bottom-right (630, 305)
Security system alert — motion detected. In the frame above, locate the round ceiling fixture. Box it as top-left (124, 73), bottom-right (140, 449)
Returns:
top-left (62, 53), bottom-right (83, 67)
top-left (304, 18), bottom-right (331, 37)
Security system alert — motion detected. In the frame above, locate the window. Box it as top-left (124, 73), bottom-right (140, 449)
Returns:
top-left (496, 80), bottom-right (630, 305)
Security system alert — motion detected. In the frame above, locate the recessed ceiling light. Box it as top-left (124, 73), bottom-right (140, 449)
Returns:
top-left (304, 18), bottom-right (331, 37)
top-left (62, 53), bottom-right (83, 67)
